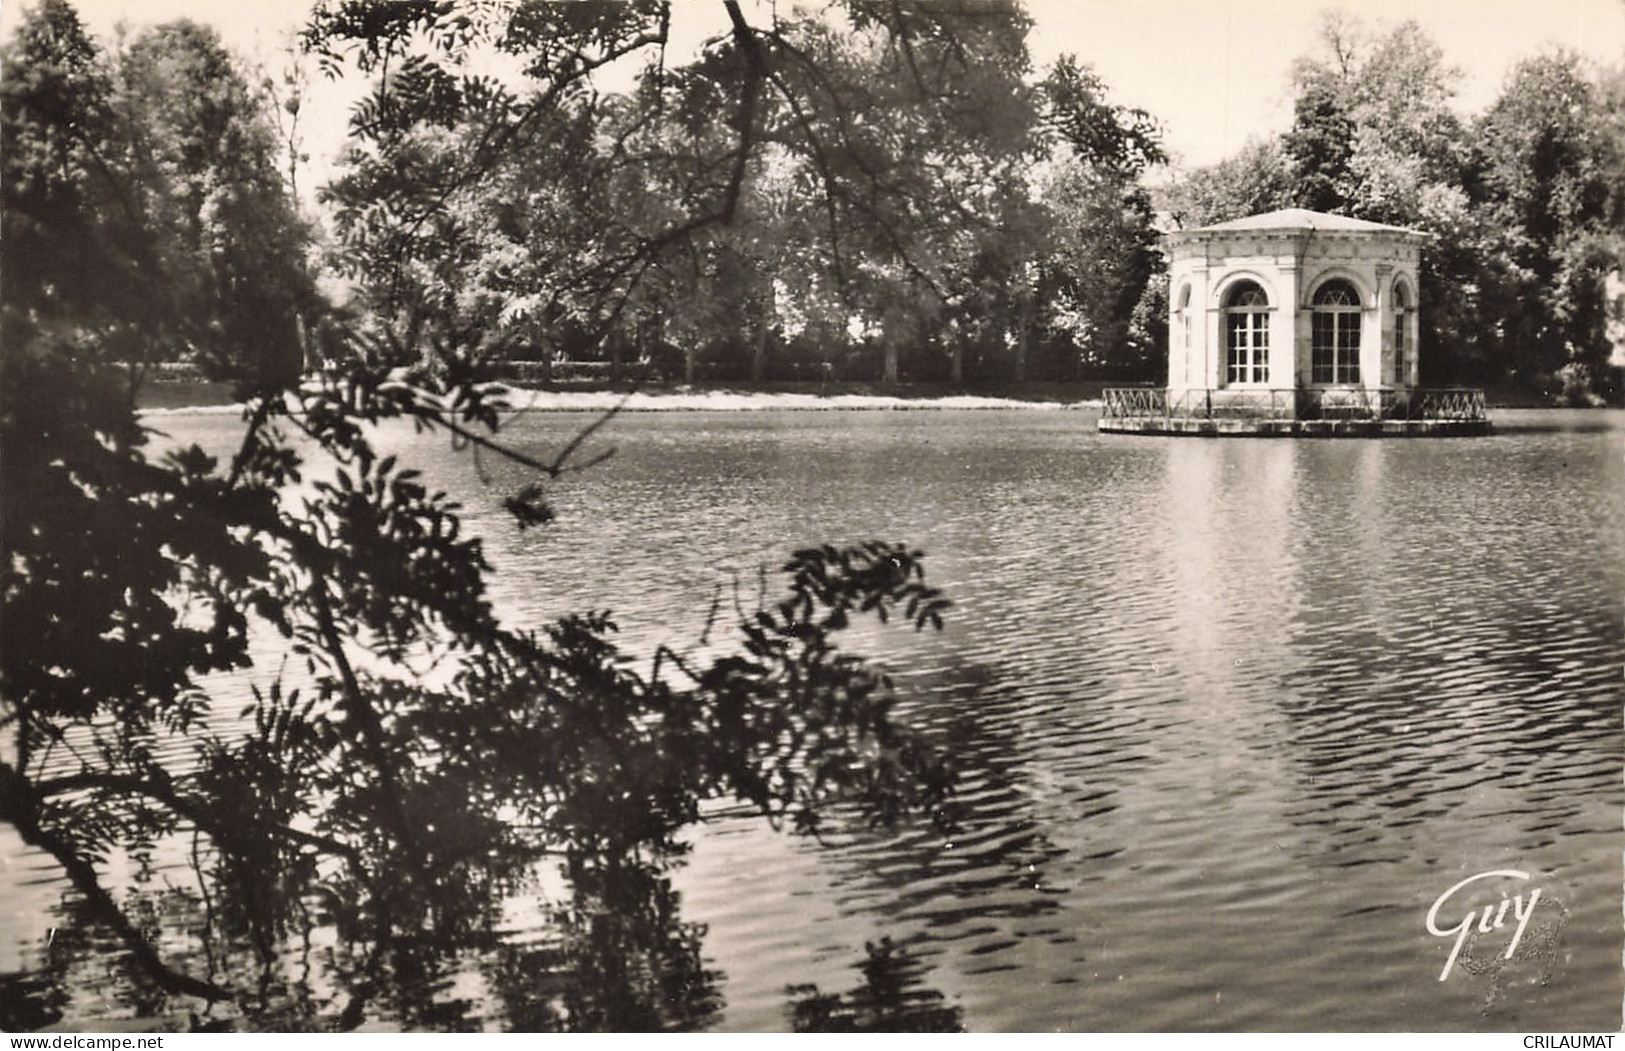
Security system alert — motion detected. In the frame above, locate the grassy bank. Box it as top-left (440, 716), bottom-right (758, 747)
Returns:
top-left (136, 378), bottom-right (1111, 412)
top-left (136, 379), bottom-right (243, 410)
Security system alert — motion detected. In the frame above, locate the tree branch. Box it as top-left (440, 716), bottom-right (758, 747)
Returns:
top-left (0, 763), bottom-right (234, 1003)
top-left (31, 771), bottom-right (365, 875)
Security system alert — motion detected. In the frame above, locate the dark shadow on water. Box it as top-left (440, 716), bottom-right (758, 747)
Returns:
top-left (0, 972), bottom-right (68, 1031)
top-left (1485, 421), bottom-right (1619, 434)
top-left (6, 848), bottom-right (729, 1032)
top-left (786, 938), bottom-right (964, 1033)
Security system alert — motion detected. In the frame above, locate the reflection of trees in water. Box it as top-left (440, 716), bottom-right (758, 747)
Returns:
top-left (482, 852), bottom-right (722, 1032)
top-left (4, 851), bottom-right (711, 1033)
top-left (2, 887), bottom-right (193, 1031)
top-left (833, 659), bottom-right (1074, 925)
top-left (8, 836), bottom-right (969, 1032)
top-left (787, 938), bottom-right (963, 1033)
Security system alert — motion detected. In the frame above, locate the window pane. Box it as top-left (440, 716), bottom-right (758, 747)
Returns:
top-left (1312, 313), bottom-right (1333, 382)
top-left (1395, 316), bottom-right (1405, 384)
top-left (1313, 280), bottom-right (1360, 307)
top-left (1342, 314), bottom-right (1359, 382)
top-left (1252, 312), bottom-right (1268, 381)
top-left (1227, 314), bottom-right (1242, 382)
top-left (1340, 315), bottom-right (1360, 383)
top-left (1226, 309), bottom-right (1268, 384)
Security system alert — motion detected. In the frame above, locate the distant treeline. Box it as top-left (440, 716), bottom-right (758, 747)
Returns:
top-left (5, 4), bottom-right (1621, 402)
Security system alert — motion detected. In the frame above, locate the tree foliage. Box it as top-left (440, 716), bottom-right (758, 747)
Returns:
top-left (1160, 137), bottom-right (1297, 230)
top-left (1, 1), bottom-right (317, 394)
top-left (305, 0), bottom-right (1168, 389)
top-left (1470, 51), bottom-right (1625, 397)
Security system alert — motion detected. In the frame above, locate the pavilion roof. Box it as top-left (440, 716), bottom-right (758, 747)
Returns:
top-left (1177, 208), bottom-right (1425, 236)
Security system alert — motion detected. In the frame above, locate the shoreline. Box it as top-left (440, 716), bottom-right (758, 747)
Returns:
top-left (133, 380), bottom-right (1615, 416)
top-left (138, 385), bottom-right (1097, 415)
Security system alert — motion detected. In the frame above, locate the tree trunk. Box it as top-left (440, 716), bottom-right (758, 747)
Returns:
top-left (949, 343), bottom-right (963, 387)
top-left (684, 343), bottom-right (696, 386)
top-left (882, 341), bottom-right (898, 386)
top-left (532, 319), bottom-right (551, 383)
top-left (751, 284), bottom-right (774, 385)
top-left (650, 311), bottom-right (667, 385)
top-left (609, 329), bottom-right (624, 385)
top-left (296, 312), bottom-right (315, 372)
top-left (1014, 301), bottom-right (1030, 385)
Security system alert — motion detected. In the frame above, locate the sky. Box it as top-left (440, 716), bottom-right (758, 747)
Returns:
top-left (1021, 0), bottom-right (1625, 166)
top-left (3, 0), bottom-right (1622, 178)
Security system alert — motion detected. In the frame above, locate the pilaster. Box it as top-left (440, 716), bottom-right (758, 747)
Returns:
top-left (1273, 262), bottom-right (1299, 391)
top-left (1369, 263), bottom-right (1392, 390)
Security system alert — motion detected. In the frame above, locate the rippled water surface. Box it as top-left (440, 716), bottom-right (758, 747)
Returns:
top-left (5, 407), bottom-right (1622, 1030)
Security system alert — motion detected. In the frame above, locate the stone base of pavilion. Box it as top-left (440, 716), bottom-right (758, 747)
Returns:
top-left (1098, 416), bottom-right (1490, 437)
top-left (1098, 387), bottom-right (1491, 438)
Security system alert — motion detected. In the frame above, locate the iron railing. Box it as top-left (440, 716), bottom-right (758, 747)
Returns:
top-left (1403, 388), bottom-right (1487, 421)
top-left (1102, 387), bottom-right (1168, 418)
top-left (1102, 387), bottom-right (1487, 422)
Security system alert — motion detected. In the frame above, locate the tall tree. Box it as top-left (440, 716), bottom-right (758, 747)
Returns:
top-left (1471, 51), bottom-right (1625, 398)
top-left (1034, 56), bottom-right (1166, 380)
top-left (1, 3), bottom-right (317, 394)
top-left (1287, 15), bottom-right (1468, 223)
top-left (1039, 162), bottom-right (1162, 379)
top-left (749, 2), bottom-right (1043, 385)
top-left (2, 0), bottom-right (161, 376)
top-left (115, 19), bottom-right (318, 387)
top-left (1282, 78), bottom-right (1354, 213)
top-left (1276, 15), bottom-right (1490, 383)
top-left (1161, 137), bottom-right (1297, 229)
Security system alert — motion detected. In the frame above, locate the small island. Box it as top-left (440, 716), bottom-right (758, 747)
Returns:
top-left (1101, 208), bottom-right (1489, 436)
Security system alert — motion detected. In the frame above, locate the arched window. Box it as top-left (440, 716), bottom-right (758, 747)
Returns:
top-left (1224, 280), bottom-right (1269, 385)
top-left (1311, 279), bottom-right (1361, 384)
top-left (1392, 281), bottom-right (1410, 385)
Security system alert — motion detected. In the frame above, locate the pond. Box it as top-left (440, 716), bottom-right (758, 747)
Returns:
top-left (4, 406), bottom-right (1622, 1031)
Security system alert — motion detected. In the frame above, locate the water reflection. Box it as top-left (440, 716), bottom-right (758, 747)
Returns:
top-left (481, 854), bottom-right (722, 1032)
top-left (6, 409), bottom-right (1622, 1031)
top-left (7, 838), bottom-right (974, 1032)
top-left (7, 767), bottom-right (986, 1034)
top-left (788, 938), bottom-right (964, 1032)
